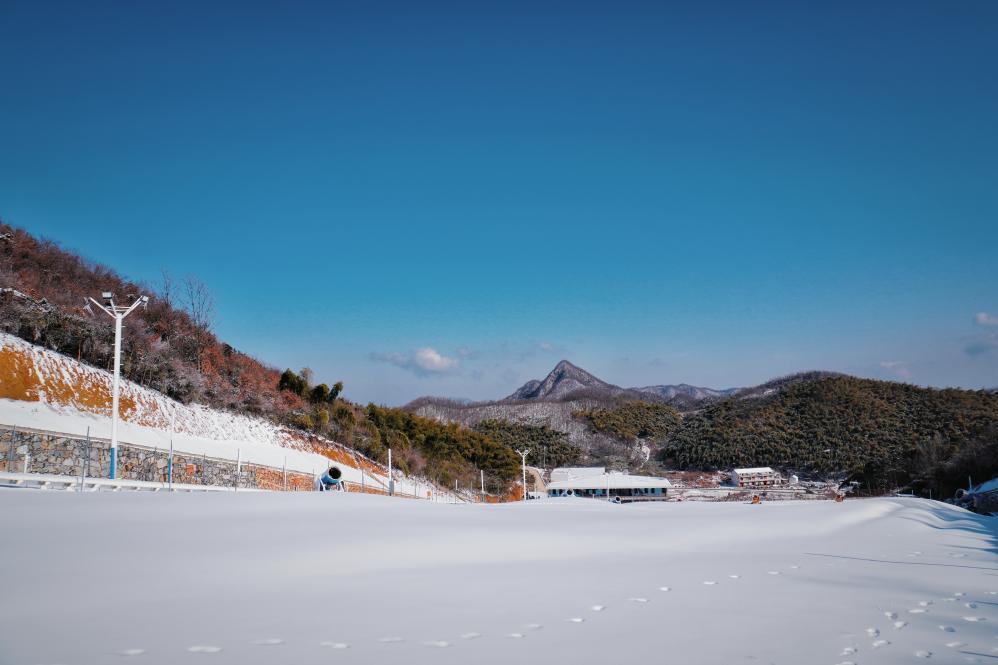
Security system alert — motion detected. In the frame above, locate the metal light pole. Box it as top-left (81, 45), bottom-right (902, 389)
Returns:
top-left (515, 449), bottom-right (530, 502)
top-left (87, 292), bottom-right (149, 480)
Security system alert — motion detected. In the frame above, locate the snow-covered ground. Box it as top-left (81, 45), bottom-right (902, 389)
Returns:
top-left (2, 493), bottom-right (996, 664)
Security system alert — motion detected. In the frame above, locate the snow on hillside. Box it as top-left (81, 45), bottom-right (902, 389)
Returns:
top-left (0, 333), bottom-right (385, 485)
top-left (2, 493), bottom-right (995, 664)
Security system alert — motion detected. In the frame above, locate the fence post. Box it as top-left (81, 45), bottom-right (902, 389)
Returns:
top-left (235, 449), bottom-right (241, 492)
top-left (6, 426), bottom-right (16, 472)
top-left (79, 427), bottom-right (90, 492)
top-left (201, 453), bottom-right (206, 486)
top-left (283, 457), bottom-right (287, 491)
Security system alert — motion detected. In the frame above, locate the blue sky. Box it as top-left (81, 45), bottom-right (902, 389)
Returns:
top-left (2, 0), bottom-right (996, 404)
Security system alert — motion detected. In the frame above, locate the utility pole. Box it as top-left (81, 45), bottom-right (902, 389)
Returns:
top-left (388, 448), bottom-right (393, 496)
top-left (87, 292), bottom-right (149, 479)
top-left (515, 449), bottom-right (530, 502)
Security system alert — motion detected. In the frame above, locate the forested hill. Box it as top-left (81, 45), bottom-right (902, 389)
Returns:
top-left (0, 223), bottom-right (520, 492)
top-left (662, 376), bottom-right (998, 496)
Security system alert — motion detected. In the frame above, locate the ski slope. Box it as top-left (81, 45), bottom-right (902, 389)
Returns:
top-left (1, 493), bottom-right (996, 664)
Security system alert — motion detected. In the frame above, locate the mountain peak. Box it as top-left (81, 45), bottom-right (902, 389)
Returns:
top-left (505, 360), bottom-right (620, 402)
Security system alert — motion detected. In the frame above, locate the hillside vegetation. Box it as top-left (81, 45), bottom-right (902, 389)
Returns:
top-left (662, 376), bottom-right (998, 496)
top-left (0, 223), bottom-right (518, 492)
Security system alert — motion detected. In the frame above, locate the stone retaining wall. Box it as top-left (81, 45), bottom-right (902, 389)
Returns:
top-left (0, 425), bottom-right (315, 491)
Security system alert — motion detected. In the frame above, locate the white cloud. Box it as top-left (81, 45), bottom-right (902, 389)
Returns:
top-left (974, 312), bottom-right (998, 327)
top-left (370, 347), bottom-right (459, 377)
top-left (879, 360), bottom-right (912, 379)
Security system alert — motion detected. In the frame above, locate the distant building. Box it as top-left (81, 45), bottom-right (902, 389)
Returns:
top-left (546, 467), bottom-right (671, 502)
top-left (731, 467), bottom-right (783, 488)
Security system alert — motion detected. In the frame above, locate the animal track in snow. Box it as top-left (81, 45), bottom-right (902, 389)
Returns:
top-left (320, 642), bottom-right (349, 649)
top-left (566, 617), bottom-right (585, 623)
top-left (866, 628), bottom-right (880, 638)
top-left (729, 574), bottom-right (740, 579)
top-left (252, 639), bottom-right (283, 646)
top-left (659, 586), bottom-right (671, 592)
top-left (590, 605), bottom-right (605, 612)
top-left (953, 592), bottom-right (965, 597)
top-left (914, 650), bottom-right (932, 658)
top-left (118, 649), bottom-right (145, 656)
top-left (187, 646), bottom-right (222, 654)
top-left (841, 646), bottom-right (858, 655)
top-left (946, 642), bottom-right (967, 648)
top-left (909, 608), bottom-right (928, 614)
top-left (893, 621), bottom-right (908, 629)
top-left (872, 639), bottom-right (890, 648)
top-left (919, 600), bottom-right (933, 607)
top-left (885, 611), bottom-right (898, 620)
top-left (964, 616), bottom-right (986, 622)
top-left (423, 640), bottom-right (450, 648)
top-left (526, 624), bottom-right (543, 630)
top-left (377, 637), bottom-right (404, 644)
top-left (966, 602), bottom-right (978, 609)
top-left (835, 661), bottom-right (857, 665)
top-left (939, 625), bottom-right (956, 633)
top-left (767, 571), bottom-right (781, 576)
top-left (628, 597), bottom-right (649, 603)
top-left (507, 633), bottom-right (525, 639)
top-left (703, 581), bottom-right (718, 585)
top-left (460, 633), bottom-right (481, 640)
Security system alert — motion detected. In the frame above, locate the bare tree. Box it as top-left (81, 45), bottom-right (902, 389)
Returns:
top-left (160, 269), bottom-right (174, 307)
top-left (183, 275), bottom-right (215, 373)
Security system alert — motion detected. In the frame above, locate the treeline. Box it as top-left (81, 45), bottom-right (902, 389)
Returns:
top-left (576, 401), bottom-right (681, 443)
top-left (661, 376), bottom-right (998, 497)
top-left (473, 419), bottom-right (583, 469)
top-left (363, 406), bottom-right (520, 491)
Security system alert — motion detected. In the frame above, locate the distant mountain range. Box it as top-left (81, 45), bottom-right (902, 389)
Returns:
top-left (406, 360), bottom-right (838, 464)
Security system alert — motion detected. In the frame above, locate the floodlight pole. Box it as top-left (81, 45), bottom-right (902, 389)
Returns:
top-left (88, 293), bottom-right (148, 480)
top-left (515, 449), bottom-right (530, 502)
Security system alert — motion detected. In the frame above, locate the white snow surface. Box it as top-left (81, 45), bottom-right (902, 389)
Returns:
top-left (2, 494), bottom-right (996, 664)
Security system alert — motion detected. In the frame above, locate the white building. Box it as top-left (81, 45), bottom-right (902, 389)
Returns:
top-left (731, 467), bottom-right (783, 488)
top-left (546, 467), bottom-right (671, 502)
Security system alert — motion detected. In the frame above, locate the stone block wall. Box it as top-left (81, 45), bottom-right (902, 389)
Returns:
top-left (0, 425), bottom-right (315, 491)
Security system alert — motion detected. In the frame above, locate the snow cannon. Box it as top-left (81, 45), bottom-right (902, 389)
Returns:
top-left (317, 466), bottom-right (343, 492)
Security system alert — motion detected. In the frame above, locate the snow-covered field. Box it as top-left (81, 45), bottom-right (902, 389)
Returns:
top-left (2, 493), bottom-right (995, 664)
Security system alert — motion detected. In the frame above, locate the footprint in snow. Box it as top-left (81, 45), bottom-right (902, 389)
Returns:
top-left (423, 641), bottom-right (449, 648)
top-left (377, 637), bottom-right (404, 644)
top-left (460, 633), bottom-right (481, 640)
top-left (252, 639), bottom-right (283, 646)
top-left (885, 611), bottom-right (898, 620)
top-left (767, 571), bottom-right (781, 576)
top-left (790, 565), bottom-right (800, 569)
top-left (117, 649), bottom-right (145, 656)
top-left (866, 628), bottom-right (880, 638)
top-left (835, 661), bottom-right (857, 665)
top-left (909, 608), bottom-right (928, 614)
top-left (946, 642), bottom-right (967, 648)
top-left (939, 625), bottom-right (956, 633)
top-left (703, 581), bottom-right (718, 585)
top-left (590, 605), bottom-right (605, 612)
top-left (964, 617), bottom-right (986, 622)
top-left (729, 574), bottom-right (740, 579)
top-left (915, 650), bottom-right (932, 658)
top-left (948, 552), bottom-right (967, 558)
top-left (872, 639), bottom-right (890, 648)
top-left (841, 646), bottom-right (858, 655)
top-left (954, 592), bottom-right (966, 597)
top-left (894, 621), bottom-right (908, 630)
top-left (566, 617), bottom-right (585, 624)
top-left (320, 642), bottom-right (349, 649)
top-left (628, 597), bottom-right (649, 603)
top-left (507, 633), bottom-right (525, 639)
top-left (919, 600), bottom-right (933, 607)
top-left (526, 624), bottom-right (543, 630)
top-left (187, 646), bottom-right (222, 654)
top-left (659, 586), bottom-right (671, 592)
top-left (966, 602), bottom-right (978, 609)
